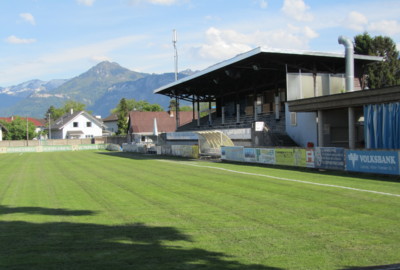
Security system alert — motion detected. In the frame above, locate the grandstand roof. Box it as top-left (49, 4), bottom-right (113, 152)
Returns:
top-left (128, 111), bottom-right (194, 134)
top-left (154, 47), bottom-right (382, 102)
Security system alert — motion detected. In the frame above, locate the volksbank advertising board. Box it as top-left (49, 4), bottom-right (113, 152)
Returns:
top-left (346, 150), bottom-right (400, 175)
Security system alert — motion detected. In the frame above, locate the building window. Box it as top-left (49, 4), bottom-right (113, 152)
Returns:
top-left (73, 122), bottom-right (78, 127)
top-left (86, 122), bottom-right (92, 127)
top-left (85, 135), bottom-right (93, 138)
top-left (290, 112), bottom-right (297, 126)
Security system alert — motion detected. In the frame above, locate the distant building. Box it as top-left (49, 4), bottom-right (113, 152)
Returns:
top-left (103, 114), bottom-right (118, 134)
top-left (49, 110), bottom-right (104, 139)
top-left (127, 111), bottom-right (195, 143)
top-left (0, 116), bottom-right (46, 139)
top-left (0, 123), bottom-right (7, 141)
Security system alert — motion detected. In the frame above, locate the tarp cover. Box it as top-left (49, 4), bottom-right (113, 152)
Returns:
top-left (364, 103), bottom-right (400, 149)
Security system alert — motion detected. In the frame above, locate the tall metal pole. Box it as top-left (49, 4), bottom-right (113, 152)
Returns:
top-left (48, 113), bottom-right (51, 140)
top-left (26, 116), bottom-right (29, 145)
top-left (173, 29), bottom-right (178, 81)
top-left (173, 29), bottom-right (180, 129)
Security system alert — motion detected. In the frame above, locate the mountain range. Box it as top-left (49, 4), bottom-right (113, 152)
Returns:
top-left (0, 61), bottom-right (194, 118)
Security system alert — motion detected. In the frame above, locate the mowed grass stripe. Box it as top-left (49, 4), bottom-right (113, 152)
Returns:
top-left (152, 158), bottom-right (400, 264)
top-left (155, 159), bottom-right (400, 225)
top-left (93, 154), bottom-right (400, 267)
top-left (195, 159), bottom-right (400, 195)
top-left (1, 151), bottom-right (400, 269)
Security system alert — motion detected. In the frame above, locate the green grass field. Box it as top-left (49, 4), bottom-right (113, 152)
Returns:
top-left (0, 150), bottom-right (399, 270)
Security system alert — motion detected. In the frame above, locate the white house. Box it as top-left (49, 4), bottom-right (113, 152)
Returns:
top-left (103, 114), bottom-right (118, 134)
top-left (0, 123), bottom-right (7, 141)
top-left (49, 110), bottom-right (104, 139)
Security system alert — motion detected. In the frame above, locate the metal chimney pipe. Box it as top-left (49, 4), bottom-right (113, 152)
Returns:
top-left (338, 36), bottom-right (354, 92)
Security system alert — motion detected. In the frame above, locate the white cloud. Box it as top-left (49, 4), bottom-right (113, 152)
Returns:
top-left (258, 0), bottom-right (268, 9)
top-left (90, 55), bottom-right (113, 63)
top-left (303, 26), bottom-right (318, 39)
top-left (343, 11), bottom-right (368, 31)
top-left (76, 0), bottom-right (95, 6)
top-left (282, 0), bottom-right (313, 22)
top-left (5, 35), bottom-right (36, 44)
top-left (368, 20), bottom-right (400, 36)
top-left (19, 13), bottom-right (36, 25)
top-left (129, 0), bottom-right (179, 5)
top-left (0, 35), bottom-right (144, 85)
top-left (148, 0), bottom-right (178, 4)
top-left (192, 25), bottom-right (318, 62)
top-left (196, 27), bottom-right (252, 61)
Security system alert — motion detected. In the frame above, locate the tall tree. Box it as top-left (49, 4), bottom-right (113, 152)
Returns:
top-left (45, 101), bottom-right (88, 121)
top-left (354, 32), bottom-right (400, 88)
top-left (63, 100), bottom-right (86, 114)
top-left (116, 98), bottom-right (129, 135)
top-left (111, 98), bottom-right (164, 114)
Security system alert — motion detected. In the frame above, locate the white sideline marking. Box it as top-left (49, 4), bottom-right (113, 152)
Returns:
top-left (158, 160), bottom-right (400, 198)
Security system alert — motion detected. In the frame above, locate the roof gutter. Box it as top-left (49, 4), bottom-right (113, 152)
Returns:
top-left (338, 36), bottom-right (354, 92)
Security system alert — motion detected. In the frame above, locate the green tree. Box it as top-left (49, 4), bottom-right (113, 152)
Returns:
top-left (116, 98), bottom-right (129, 135)
top-left (0, 117), bottom-right (37, 140)
top-left (180, 105), bottom-right (193, 111)
top-left (63, 100), bottom-right (86, 114)
top-left (111, 99), bottom-right (164, 114)
top-left (45, 105), bottom-right (64, 121)
top-left (45, 101), bottom-right (88, 121)
top-left (354, 32), bottom-right (400, 88)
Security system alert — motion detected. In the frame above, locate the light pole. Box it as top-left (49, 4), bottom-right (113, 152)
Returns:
top-left (48, 113), bottom-right (51, 140)
top-left (172, 29), bottom-right (180, 129)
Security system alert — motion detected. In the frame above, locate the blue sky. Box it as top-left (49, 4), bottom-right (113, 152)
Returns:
top-left (0, 0), bottom-right (399, 86)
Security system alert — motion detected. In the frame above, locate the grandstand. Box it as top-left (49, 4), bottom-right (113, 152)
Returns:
top-left (154, 46), bottom-right (382, 149)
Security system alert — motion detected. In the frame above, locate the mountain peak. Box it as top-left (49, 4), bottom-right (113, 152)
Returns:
top-left (82, 61), bottom-right (141, 80)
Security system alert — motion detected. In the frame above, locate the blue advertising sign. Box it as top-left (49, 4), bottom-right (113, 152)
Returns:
top-left (345, 150), bottom-right (400, 175)
top-left (221, 146), bottom-right (244, 162)
top-left (314, 147), bottom-right (345, 171)
top-left (243, 148), bottom-right (257, 163)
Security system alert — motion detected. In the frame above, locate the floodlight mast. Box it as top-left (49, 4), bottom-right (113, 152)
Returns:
top-left (173, 29), bottom-right (180, 129)
top-left (173, 29), bottom-right (178, 81)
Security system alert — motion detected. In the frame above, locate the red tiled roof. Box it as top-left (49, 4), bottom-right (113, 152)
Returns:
top-left (0, 117), bottom-right (45, 127)
top-left (128, 111), bottom-right (194, 133)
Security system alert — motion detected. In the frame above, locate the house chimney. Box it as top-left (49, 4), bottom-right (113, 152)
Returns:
top-left (169, 110), bottom-right (174, 117)
top-left (70, 108), bottom-right (74, 115)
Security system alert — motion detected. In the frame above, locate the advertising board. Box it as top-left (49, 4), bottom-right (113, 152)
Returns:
top-left (275, 148), bottom-right (306, 167)
top-left (244, 148), bottom-right (257, 162)
top-left (221, 146), bottom-right (244, 162)
top-left (256, 148), bottom-right (275, 164)
top-left (346, 150), bottom-right (399, 175)
top-left (315, 147), bottom-right (345, 171)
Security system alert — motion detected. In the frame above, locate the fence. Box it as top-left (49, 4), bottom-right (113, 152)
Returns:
top-left (222, 146), bottom-right (400, 176)
top-left (123, 144), bottom-right (199, 159)
top-left (0, 144), bottom-right (106, 154)
top-left (0, 138), bottom-right (94, 147)
top-left (96, 136), bottom-right (128, 146)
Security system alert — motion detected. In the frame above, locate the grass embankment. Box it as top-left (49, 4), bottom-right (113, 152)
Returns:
top-left (0, 151), bottom-right (399, 269)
